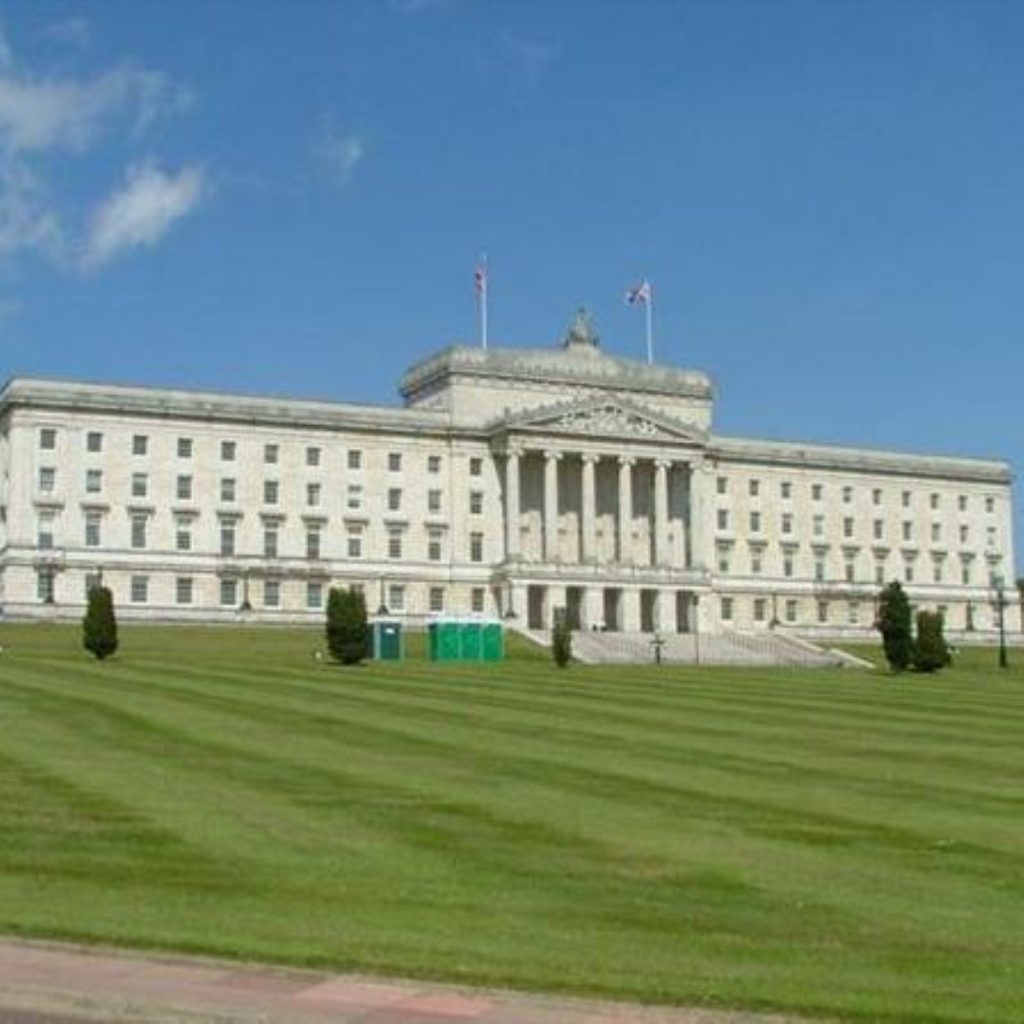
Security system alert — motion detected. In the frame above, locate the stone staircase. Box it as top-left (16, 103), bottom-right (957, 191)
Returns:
top-left (512, 626), bottom-right (845, 668)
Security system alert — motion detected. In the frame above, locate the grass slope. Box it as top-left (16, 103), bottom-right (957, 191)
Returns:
top-left (0, 624), bottom-right (1022, 1023)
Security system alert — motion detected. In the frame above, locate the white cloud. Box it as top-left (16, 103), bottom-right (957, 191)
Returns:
top-left (0, 157), bottom-right (63, 261)
top-left (0, 63), bottom-right (191, 153)
top-left (81, 161), bottom-right (205, 270)
top-left (42, 17), bottom-right (91, 51)
top-left (314, 125), bottom-right (365, 187)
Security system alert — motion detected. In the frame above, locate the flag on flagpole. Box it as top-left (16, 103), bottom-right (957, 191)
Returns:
top-left (624, 280), bottom-right (651, 305)
top-left (475, 256), bottom-right (489, 348)
top-left (474, 259), bottom-right (488, 296)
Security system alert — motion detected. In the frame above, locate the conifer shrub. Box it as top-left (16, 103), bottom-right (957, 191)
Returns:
top-left (82, 585), bottom-right (118, 661)
top-left (326, 586), bottom-right (369, 665)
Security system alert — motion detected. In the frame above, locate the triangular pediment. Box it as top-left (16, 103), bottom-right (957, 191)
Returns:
top-left (490, 395), bottom-right (706, 444)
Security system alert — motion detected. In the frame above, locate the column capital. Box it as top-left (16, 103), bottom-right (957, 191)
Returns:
top-left (544, 449), bottom-right (563, 463)
top-left (506, 442), bottom-right (525, 458)
top-left (654, 456), bottom-right (673, 470)
top-left (581, 452), bottom-right (600, 465)
top-left (618, 454), bottom-right (637, 468)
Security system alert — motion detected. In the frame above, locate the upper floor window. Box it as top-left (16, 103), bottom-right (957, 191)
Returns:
top-left (221, 440), bottom-right (236, 461)
top-left (264, 443), bottom-right (279, 465)
top-left (985, 496), bottom-right (995, 514)
top-left (306, 446), bottom-right (321, 467)
top-left (176, 475), bottom-right (193, 501)
top-left (387, 487), bottom-right (402, 512)
top-left (131, 473), bottom-right (148, 498)
top-left (177, 437), bottom-right (193, 459)
top-left (469, 456), bottom-right (483, 477)
top-left (812, 514), bottom-right (824, 537)
top-left (427, 489), bottom-right (442, 514)
top-left (748, 479), bottom-right (760, 497)
top-left (781, 513), bottom-right (793, 535)
top-left (307, 482), bottom-right (322, 507)
top-left (347, 484), bottom-right (363, 510)
top-left (780, 481), bottom-right (792, 500)
top-left (39, 428), bottom-right (56, 450)
top-left (85, 468), bottom-right (103, 494)
top-left (220, 477), bottom-right (236, 503)
top-left (347, 449), bottom-right (362, 470)
top-left (716, 476), bottom-right (728, 495)
top-left (388, 452), bottom-right (402, 472)
top-left (469, 531), bottom-right (484, 563)
top-left (38, 467), bottom-right (56, 493)
top-left (901, 490), bottom-right (911, 509)
top-left (958, 495), bottom-right (968, 512)
top-left (428, 455), bottom-right (442, 474)
top-left (842, 516), bottom-right (854, 539)
top-left (749, 511), bottom-right (761, 533)
top-left (86, 431), bottom-right (103, 453)
top-left (132, 434), bottom-right (148, 456)
top-left (811, 483), bottom-right (823, 501)
top-left (930, 492), bottom-right (940, 511)
top-left (716, 508), bottom-right (729, 530)
top-left (842, 486), bottom-right (852, 503)
top-left (263, 480), bottom-right (279, 505)
top-left (469, 490), bottom-right (484, 515)
top-left (872, 488), bottom-right (882, 506)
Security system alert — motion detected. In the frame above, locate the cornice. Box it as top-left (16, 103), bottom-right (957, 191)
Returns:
top-left (711, 434), bottom-right (1012, 485)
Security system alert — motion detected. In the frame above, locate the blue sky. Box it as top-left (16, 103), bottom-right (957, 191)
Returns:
top-left (1, 1), bottom-right (1022, 568)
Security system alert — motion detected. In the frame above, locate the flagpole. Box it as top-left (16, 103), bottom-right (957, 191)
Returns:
top-left (645, 293), bottom-right (653, 365)
top-left (479, 255), bottom-right (488, 349)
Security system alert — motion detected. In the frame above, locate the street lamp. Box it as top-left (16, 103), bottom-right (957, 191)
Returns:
top-left (990, 572), bottom-right (1009, 670)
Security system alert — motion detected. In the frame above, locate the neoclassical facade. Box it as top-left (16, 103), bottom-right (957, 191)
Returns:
top-left (1, 311), bottom-right (1018, 638)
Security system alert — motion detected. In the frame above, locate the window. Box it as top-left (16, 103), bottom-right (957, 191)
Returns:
top-left (307, 482), bottom-right (321, 507)
top-left (131, 515), bottom-right (147, 549)
top-left (933, 560), bottom-right (944, 584)
top-left (471, 587), bottom-right (486, 613)
top-left (306, 527), bottom-right (321, 560)
top-left (469, 457), bottom-right (483, 476)
top-left (959, 524), bottom-right (969, 544)
top-left (39, 467), bottom-right (56, 493)
top-left (130, 575), bottom-right (149, 604)
top-left (79, 572), bottom-right (97, 598)
top-left (387, 528), bottom-right (403, 559)
top-left (132, 473), bottom-right (148, 498)
top-left (221, 440), bottom-right (236, 461)
top-left (306, 446), bottom-right (321, 467)
top-left (902, 490), bottom-right (911, 509)
top-left (716, 509), bottom-right (729, 530)
top-left (905, 563), bottom-right (915, 583)
top-left (387, 487), bottom-right (402, 512)
top-left (720, 597), bottom-right (733, 622)
top-left (930, 493), bottom-right (940, 511)
top-left (347, 449), bottom-right (362, 470)
top-left (875, 561), bottom-right (885, 585)
top-left (783, 553), bottom-right (794, 578)
top-left (812, 514), bottom-right (824, 538)
top-left (347, 528), bottom-right (363, 559)
top-left (176, 475), bottom-right (193, 501)
top-left (958, 495), bottom-right (968, 512)
top-left (985, 496), bottom-right (995, 514)
top-left (717, 545), bottom-right (730, 573)
top-left (178, 437), bottom-right (193, 459)
top-left (85, 513), bottom-right (101, 548)
top-left (263, 480), bottom-right (279, 505)
top-left (427, 489), bottom-right (442, 514)
top-left (264, 443), bottom-right (279, 464)
top-left (931, 522), bottom-right (942, 542)
top-left (716, 476), bottom-right (728, 495)
top-left (872, 488), bottom-right (882, 506)
top-left (814, 558), bottom-right (825, 582)
top-left (221, 579), bottom-right (238, 606)
top-left (263, 526), bottom-right (279, 558)
top-left (844, 560), bottom-right (855, 583)
top-left (428, 455), bottom-right (441, 474)
top-left (753, 598), bottom-right (767, 623)
top-left (347, 484), bottom-right (363, 510)
top-left (874, 519), bottom-right (884, 540)
top-left (812, 483), bottom-right (823, 501)
top-left (263, 580), bottom-right (280, 608)
top-left (387, 584), bottom-right (405, 611)
top-left (902, 521), bottom-right (913, 542)
top-left (132, 434), bottom-right (148, 456)
top-left (388, 452), bottom-right (402, 472)
top-left (748, 479), bottom-right (760, 497)
top-left (470, 531), bottom-right (484, 563)
top-left (85, 469), bottom-right (103, 494)
top-left (841, 516), bottom-right (853, 539)
top-left (781, 513), bottom-right (793, 535)
top-left (40, 428), bottom-right (56, 450)
top-left (429, 586), bottom-right (446, 613)
top-left (307, 582), bottom-right (323, 609)
top-left (847, 602), bottom-right (860, 625)
top-left (37, 513), bottom-right (55, 549)
top-left (749, 511), bottom-right (761, 533)
top-left (220, 523), bottom-right (236, 557)
top-left (428, 529), bottom-right (443, 562)
top-left (785, 599), bottom-right (797, 623)
top-left (469, 491), bottom-right (483, 515)
top-left (86, 431), bottom-right (103, 453)
top-left (780, 481), bottom-right (792, 500)
top-left (176, 577), bottom-right (194, 605)
top-left (986, 525), bottom-right (997, 547)
top-left (175, 517), bottom-right (192, 552)
top-left (842, 486), bottom-right (852, 504)
top-left (817, 601), bottom-right (829, 624)
top-left (961, 562), bottom-right (971, 585)
top-left (751, 552), bottom-right (763, 574)
top-left (37, 569), bottom-right (55, 603)
top-left (220, 477), bottom-right (236, 503)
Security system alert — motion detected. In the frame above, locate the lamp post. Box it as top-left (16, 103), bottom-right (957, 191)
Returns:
top-left (990, 572), bottom-right (1009, 670)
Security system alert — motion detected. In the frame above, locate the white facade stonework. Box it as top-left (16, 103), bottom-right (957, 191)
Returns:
top-left (1, 312), bottom-right (1018, 638)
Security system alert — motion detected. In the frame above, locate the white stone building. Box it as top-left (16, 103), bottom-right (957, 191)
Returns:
top-left (1, 311), bottom-right (1018, 639)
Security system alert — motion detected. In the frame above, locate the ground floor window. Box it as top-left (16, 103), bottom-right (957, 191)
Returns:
top-left (130, 576), bottom-right (149, 604)
top-left (720, 597), bottom-right (733, 622)
top-left (220, 578), bottom-right (238, 606)
top-left (847, 601), bottom-right (860, 625)
top-left (306, 582), bottom-right (323, 609)
top-left (753, 597), bottom-right (766, 623)
top-left (429, 586), bottom-right (445, 613)
top-left (817, 600), bottom-right (829, 624)
top-left (37, 569), bottom-right (55, 603)
top-left (84, 573), bottom-right (102, 598)
top-left (263, 580), bottom-right (280, 608)
top-left (176, 577), bottom-right (194, 605)
top-left (387, 584), bottom-right (405, 612)
top-left (471, 587), bottom-right (485, 613)
top-left (784, 599), bottom-right (797, 623)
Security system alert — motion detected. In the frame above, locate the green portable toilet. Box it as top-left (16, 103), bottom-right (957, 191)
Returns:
top-left (481, 620), bottom-right (504, 661)
top-left (370, 619), bottom-right (403, 661)
top-left (459, 620), bottom-right (483, 660)
top-left (429, 620), bottom-right (461, 661)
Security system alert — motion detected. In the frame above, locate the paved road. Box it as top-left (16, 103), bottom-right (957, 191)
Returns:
top-left (0, 938), bottom-right (811, 1024)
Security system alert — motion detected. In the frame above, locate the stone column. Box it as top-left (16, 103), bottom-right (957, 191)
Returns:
top-left (689, 457), bottom-right (711, 571)
top-left (505, 446), bottom-right (521, 560)
top-left (582, 586), bottom-right (604, 630)
top-left (620, 587), bottom-right (641, 632)
top-left (543, 450), bottom-right (562, 562)
top-left (580, 453), bottom-right (598, 563)
top-left (655, 588), bottom-right (676, 634)
top-left (617, 456), bottom-right (635, 564)
top-left (653, 457), bottom-right (670, 567)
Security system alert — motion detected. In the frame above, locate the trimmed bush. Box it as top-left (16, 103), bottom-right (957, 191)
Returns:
top-left (876, 581), bottom-right (913, 672)
top-left (82, 585), bottom-right (118, 661)
top-left (913, 610), bottom-right (951, 673)
top-left (326, 586), bottom-right (368, 665)
top-left (552, 607), bottom-right (572, 668)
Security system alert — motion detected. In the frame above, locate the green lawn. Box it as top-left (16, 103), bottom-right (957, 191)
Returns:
top-left (1, 624), bottom-right (1022, 1023)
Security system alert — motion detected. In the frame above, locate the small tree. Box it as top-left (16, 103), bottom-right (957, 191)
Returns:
top-left (876, 581), bottom-right (913, 672)
top-left (551, 606), bottom-right (572, 668)
top-left (83, 585), bottom-right (118, 661)
top-left (326, 586), bottom-right (368, 665)
top-left (913, 610), bottom-right (951, 673)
